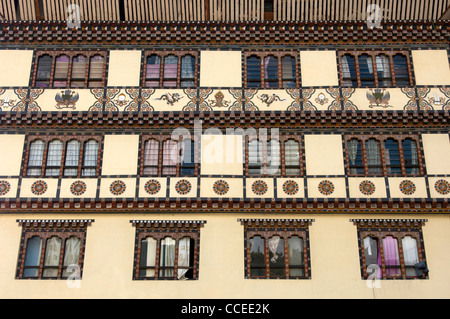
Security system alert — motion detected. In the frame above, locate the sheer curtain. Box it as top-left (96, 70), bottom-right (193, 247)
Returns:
top-left (376, 55), bottom-right (392, 86)
top-left (383, 236), bottom-right (401, 277)
top-left (62, 237), bottom-right (81, 278)
top-left (163, 55), bottom-right (178, 87)
top-left (347, 139), bottom-right (359, 174)
top-left (53, 55), bottom-right (69, 87)
top-left (402, 236), bottom-right (419, 276)
top-left (45, 140), bottom-right (63, 176)
top-left (366, 139), bottom-right (382, 175)
top-left (267, 139), bottom-right (280, 175)
top-left (284, 140), bottom-right (300, 175)
top-left (177, 237), bottom-right (190, 279)
top-left (181, 55), bottom-right (195, 87)
top-left (159, 237), bottom-right (176, 277)
top-left (143, 139), bottom-right (159, 176)
top-left (140, 237), bottom-right (157, 278)
top-left (288, 236), bottom-right (304, 277)
top-left (27, 140), bottom-right (45, 176)
top-left (64, 140), bottom-right (80, 177)
top-left (341, 55), bottom-right (352, 86)
top-left (248, 140), bottom-right (262, 175)
top-left (146, 55), bottom-right (161, 87)
top-left (43, 237), bottom-right (61, 278)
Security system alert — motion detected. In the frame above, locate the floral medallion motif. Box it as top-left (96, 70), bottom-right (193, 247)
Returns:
top-left (144, 179), bottom-right (161, 195)
top-left (0, 180), bottom-right (11, 196)
top-left (434, 179), bottom-right (449, 195)
top-left (318, 180), bottom-right (334, 195)
top-left (251, 180), bottom-right (268, 196)
top-left (110, 180), bottom-right (126, 196)
top-left (70, 180), bottom-right (87, 196)
top-left (399, 180), bottom-right (416, 195)
top-left (282, 180), bottom-right (299, 196)
top-left (31, 180), bottom-right (48, 196)
top-left (213, 180), bottom-right (229, 196)
top-left (359, 180), bottom-right (376, 196)
top-left (175, 179), bottom-right (192, 195)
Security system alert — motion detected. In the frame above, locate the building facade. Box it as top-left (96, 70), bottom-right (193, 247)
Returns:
top-left (0, 0), bottom-right (450, 300)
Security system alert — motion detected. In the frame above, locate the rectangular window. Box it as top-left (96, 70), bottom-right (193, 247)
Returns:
top-left (338, 51), bottom-right (412, 87)
top-left (24, 135), bottom-right (102, 178)
top-left (243, 51), bottom-right (299, 88)
top-left (131, 220), bottom-right (205, 280)
top-left (352, 219), bottom-right (428, 280)
top-left (239, 219), bottom-right (313, 279)
top-left (142, 51), bottom-right (199, 88)
top-left (32, 51), bottom-right (107, 89)
top-left (16, 219), bottom-right (93, 279)
top-left (344, 135), bottom-right (423, 177)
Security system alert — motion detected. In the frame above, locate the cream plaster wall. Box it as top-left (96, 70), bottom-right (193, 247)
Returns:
top-left (0, 213), bottom-right (449, 299)
top-left (304, 135), bottom-right (345, 176)
top-left (107, 50), bottom-right (142, 87)
top-left (300, 50), bottom-right (339, 87)
top-left (101, 135), bottom-right (140, 176)
top-left (421, 134), bottom-right (450, 175)
top-left (200, 135), bottom-right (243, 176)
top-left (0, 50), bottom-right (33, 87)
top-left (199, 50), bottom-right (242, 87)
top-left (411, 50), bottom-right (450, 86)
top-left (0, 134), bottom-right (25, 176)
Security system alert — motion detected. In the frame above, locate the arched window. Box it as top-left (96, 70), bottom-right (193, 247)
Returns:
top-left (45, 140), bottom-right (63, 177)
top-left (180, 55), bottom-right (196, 87)
top-left (249, 236), bottom-right (265, 277)
top-left (284, 140), bottom-right (300, 175)
top-left (162, 140), bottom-right (177, 176)
top-left (365, 139), bottom-right (382, 175)
top-left (62, 236), bottom-right (81, 278)
top-left (246, 55), bottom-right (261, 88)
top-left (53, 55), bottom-right (70, 87)
top-left (264, 55), bottom-right (278, 88)
top-left (43, 236), bottom-right (62, 278)
top-left (363, 236), bottom-right (381, 279)
top-left (88, 55), bottom-right (105, 88)
top-left (143, 139), bottom-right (159, 176)
top-left (383, 236), bottom-right (401, 277)
top-left (393, 54), bottom-right (410, 86)
top-left (145, 55), bottom-right (161, 87)
top-left (163, 55), bottom-right (178, 87)
top-left (341, 54), bottom-right (357, 87)
top-left (248, 139), bottom-right (263, 175)
top-left (281, 55), bottom-right (296, 88)
top-left (81, 140), bottom-right (99, 177)
top-left (178, 237), bottom-right (195, 280)
top-left (64, 140), bottom-right (81, 177)
top-left (358, 54), bottom-right (375, 87)
top-left (23, 236), bottom-right (42, 278)
top-left (402, 138), bottom-right (419, 175)
top-left (159, 237), bottom-right (176, 277)
top-left (267, 139), bottom-right (280, 175)
top-left (376, 54), bottom-right (392, 87)
top-left (35, 54), bottom-right (52, 88)
top-left (71, 55), bottom-right (87, 88)
top-left (402, 236), bottom-right (419, 277)
top-left (384, 138), bottom-right (401, 175)
top-left (288, 236), bottom-right (304, 277)
top-left (27, 140), bottom-right (45, 176)
top-left (347, 138), bottom-right (364, 175)
top-left (268, 236), bottom-right (284, 277)
top-left (180, 139), bottom-right (195, 176)
top-left (139, 237), bottom-right (157, 278)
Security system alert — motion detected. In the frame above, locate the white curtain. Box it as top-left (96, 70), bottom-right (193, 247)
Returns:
top-left (62, 237), bottom-right (81, 277)
top-left (177, 237), bottom-right (191, 279)
top-left (402, 236), bottom-right (419, 276)
top-left (410, 140), bottom-right (419, 175)
top-left (269, 236), bottom-right (280, 263)
top-left (143, 237), bottom-right (157, 277)
top-left (366, 139), bottom-right (382, 174)
top-left (284, 140), bottom-right (300, 175)
top-left (43, 237), bottom-right (61, 278)
top-left (267, 139), bottom-right (280, 175)
top-left (160, 237), bottom-right (176, 277)
top-left (347, 139), bottom-right (359, 174)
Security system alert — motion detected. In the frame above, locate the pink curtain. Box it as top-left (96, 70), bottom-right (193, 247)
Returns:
top-left (383, 236), bottom-right (401, 276)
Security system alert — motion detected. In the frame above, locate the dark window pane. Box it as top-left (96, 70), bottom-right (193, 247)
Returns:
top-left (384, 138), bottom-right (401, 175)
top-left (247, 56), bottom-right (261, 88)
top-left (269, 236), bottom-right (285, 277)
top-left (23, 236), bottom-right (42, 278)
top-left (341, 55), bottom-right (357, 87)
top-left (36, 55), bottom-right (52, 88)
top-left (358, 54), bottom-right (375, 87)
top-left (347, 139), bottom-right (364, 175)
top-left (250, 236), bottom-right (265, 277)
top-left (393, 54), bottom-right (410, 86)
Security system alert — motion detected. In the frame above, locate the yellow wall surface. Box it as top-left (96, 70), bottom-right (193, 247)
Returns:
top-left (199, 50), bottom-right (242, 87)
top-left (411, 50), bottom-right (450, 86)
top-left (101, 135), bottom-right (140, 176)
top-left (0, 213), bottom-right (448, 299)
top-left (107, 50), bottom-right (142, 87)
top-left (200, 134), bottom-right (243, 176)
top-left (0, 50), bottom-right (33, 87)
top-left (0, 134), bottom-right (25, 176)
top-left (421, 134), bottom-right (450, 175)
top-left (304, 134), bottom-right (345, 176)
top-left (300, 50), bottom-right (339, 87)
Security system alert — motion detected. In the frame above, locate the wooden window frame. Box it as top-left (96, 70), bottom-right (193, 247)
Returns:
top-left (338, 50), bottom-right (413, 88)
top-left (240, 219), bottom-right (313, 280)
top-left (23, 135), bottom-right (102, 178)
top-left (344, 135), bottom-right (424, 177)
top-left (140, 135), bottom-right (200, 177)
top-left (352, 219), bottom-right (428, 280)
top-left (32, 50), bottom-right (107, 89)
top-left (15, 219), bottom-right (92, 280)
top-left (245, 134), bottom-right (303, 177)
top-left (142, 50), bottom-right (199, 88)
top-left (243, 50), bottom-right (300, 89)
top-left (131, 220), bottom-right (205, 280)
